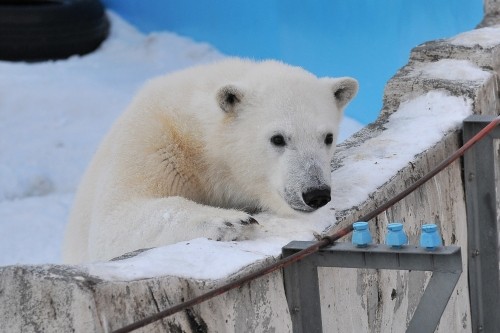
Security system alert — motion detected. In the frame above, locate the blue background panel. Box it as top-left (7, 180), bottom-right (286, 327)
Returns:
top-left (102, 0), bottom-right (483, 124)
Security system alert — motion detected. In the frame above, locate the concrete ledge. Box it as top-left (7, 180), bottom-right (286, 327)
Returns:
top-left (0, 258), bottom-right (291, 332)
top-left (0, 265), bottom-right (102, 332)
top-left (410, 27), bottom-right (500, 72)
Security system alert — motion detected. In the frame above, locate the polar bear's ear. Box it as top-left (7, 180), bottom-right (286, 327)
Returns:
top-left (325, 77), bottom-right (359, 109)
top-left (216, 84), bottom-right (245, 114)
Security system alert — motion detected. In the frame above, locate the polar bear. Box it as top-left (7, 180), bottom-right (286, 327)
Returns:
top-left (62, 59), bottom-right (358, 263)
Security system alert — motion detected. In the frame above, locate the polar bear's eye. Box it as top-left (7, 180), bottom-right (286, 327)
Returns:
top-left (270, 134), bottom-right (286, 147)
top-left (324, 133), bottom-right (334, 145)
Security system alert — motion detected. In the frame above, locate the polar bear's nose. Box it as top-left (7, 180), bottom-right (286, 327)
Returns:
top-left (302, 187), bottom-right (331, 209)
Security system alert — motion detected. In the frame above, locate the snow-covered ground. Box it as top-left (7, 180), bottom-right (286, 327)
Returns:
top-left (0, 12), bottom-right (363, 267)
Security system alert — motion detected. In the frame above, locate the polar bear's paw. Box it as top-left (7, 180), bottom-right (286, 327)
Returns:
top-left (158, 197), bottom-right (260, 243)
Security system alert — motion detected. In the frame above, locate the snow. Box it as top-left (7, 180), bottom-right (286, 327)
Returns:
top-left (0, 194), bottom-right (73, 265)
top-left (0, 12), bottom-right (362, 267)
top-left (331, 91), bottom-right (472, 211)
top-left (450, 25), bottom-right (500, 48)
top-left (412, 59), bottom-right (492, 82)
top-left (87, 238), bottom-right (279, 281)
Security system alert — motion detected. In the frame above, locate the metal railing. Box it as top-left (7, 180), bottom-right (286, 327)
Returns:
top-left (463, 115), bottom-right (500, 333)
top-left (283, 242), bottom-right (462, 333)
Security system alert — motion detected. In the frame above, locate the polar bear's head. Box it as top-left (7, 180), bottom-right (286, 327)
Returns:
top-left (212, 61), bottom-right (358, 216)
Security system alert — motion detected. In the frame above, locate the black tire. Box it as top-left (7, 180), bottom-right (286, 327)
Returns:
top-left (0, 0), bottom-right (109, 61)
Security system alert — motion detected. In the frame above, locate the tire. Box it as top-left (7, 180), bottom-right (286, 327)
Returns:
top-left (0, 0), bottom-right (109, 61)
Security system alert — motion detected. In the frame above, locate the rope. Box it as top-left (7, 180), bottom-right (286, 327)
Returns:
top-left (112, 115), bottom-right (500, 333)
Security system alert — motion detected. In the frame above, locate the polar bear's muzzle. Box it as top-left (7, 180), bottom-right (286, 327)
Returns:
top-left (282, 155), bottom-right (332, 212)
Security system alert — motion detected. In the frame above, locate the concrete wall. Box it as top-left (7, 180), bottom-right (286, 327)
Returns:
top-left (1, 8), bottom-right (499, 333)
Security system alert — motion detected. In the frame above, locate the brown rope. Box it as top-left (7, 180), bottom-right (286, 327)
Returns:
top-left (112, 115), bottom-right (500, 333)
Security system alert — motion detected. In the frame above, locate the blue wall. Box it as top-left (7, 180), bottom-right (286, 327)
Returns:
top-left (102, 0), bottom-right (483, 124)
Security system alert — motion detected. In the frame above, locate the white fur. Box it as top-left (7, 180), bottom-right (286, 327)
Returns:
top-left (62, 59), bottom-right (358, 263)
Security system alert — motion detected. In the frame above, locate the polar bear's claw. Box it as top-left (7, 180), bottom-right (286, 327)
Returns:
top-left (241, 217), bottom-right (259, 225)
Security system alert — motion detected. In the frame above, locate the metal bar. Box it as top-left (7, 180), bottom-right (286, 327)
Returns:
top-left (463, 115), bottom-right (500, 333)
top-left (407, 271), bottom-right (462, 333)
top-left (314, 242), bottom-right (461, 271)
top-left (283, 242), bottom-right (462, 272)
top-left (282, 250), bottom-right (323, 333)
top-left (282, 242), bottom-right (462, 333)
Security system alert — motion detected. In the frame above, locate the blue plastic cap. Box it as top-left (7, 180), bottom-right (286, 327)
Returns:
top-left (352, 222), bottom-right (372, 247)
top-left (386, 223), bottom-right (408, 247)
top-left (420, 223), bottom-right (442, 250)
